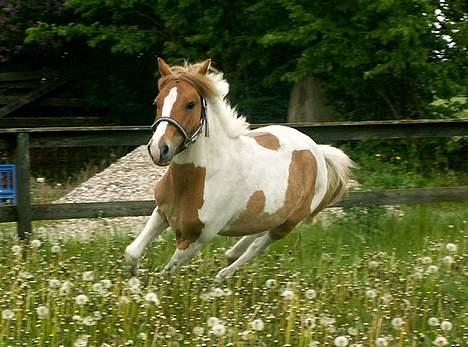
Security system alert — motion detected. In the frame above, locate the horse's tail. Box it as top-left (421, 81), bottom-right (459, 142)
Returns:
top-left (318, 145), bottom-right (354, 209)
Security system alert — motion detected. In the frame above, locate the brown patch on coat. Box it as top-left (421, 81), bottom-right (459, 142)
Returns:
top-left (246, 132), bottom-right (280, 150)
top-left (154, 163), bottom-right (205, 250)
top-left (223, 150), bottom-right (317, 237)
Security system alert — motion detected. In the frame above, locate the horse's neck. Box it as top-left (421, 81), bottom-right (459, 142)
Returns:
top-left (173, 100), bottom-right (240, 168)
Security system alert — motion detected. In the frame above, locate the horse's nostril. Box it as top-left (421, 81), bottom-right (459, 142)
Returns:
top-left (160, 143), bottom-right (170, 158)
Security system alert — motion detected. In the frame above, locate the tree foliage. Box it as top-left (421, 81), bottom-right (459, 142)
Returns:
top-left (8, 0), bottom-right (467, 122)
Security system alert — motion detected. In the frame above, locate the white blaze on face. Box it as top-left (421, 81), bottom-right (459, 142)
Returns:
top-left (149, 87), bottom-right (178, 159)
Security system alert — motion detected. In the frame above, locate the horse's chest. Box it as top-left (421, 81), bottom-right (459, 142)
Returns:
top-left (154, 164), bottom-right (206, 236)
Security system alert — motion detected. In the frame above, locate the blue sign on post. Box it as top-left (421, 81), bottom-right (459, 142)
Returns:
top-left (0, 164), bottom-right (16, 205)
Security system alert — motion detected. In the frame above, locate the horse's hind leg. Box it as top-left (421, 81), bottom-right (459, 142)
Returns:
top-left (125, 207), bottom-right (168, 274)
top-left (224, 232), bottom-right (266, 264)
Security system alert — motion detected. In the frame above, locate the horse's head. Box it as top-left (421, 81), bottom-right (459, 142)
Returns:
top-left (148, 58), bottom-right (211, 166)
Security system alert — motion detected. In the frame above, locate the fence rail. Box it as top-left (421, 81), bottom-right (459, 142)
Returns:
top-left (1, 119), bottom-right (467, 239)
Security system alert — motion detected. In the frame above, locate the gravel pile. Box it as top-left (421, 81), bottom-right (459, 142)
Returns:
top-left (47, 146), bottom-right (167, 238)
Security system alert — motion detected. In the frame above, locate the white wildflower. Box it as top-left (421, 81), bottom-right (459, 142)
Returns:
top-left (82, 316), bottom-right (96, 326)
top-left (440, 320), bottom-right (452, 331)
top-left (334, 335), bottom-right (349, 347)
top-left (36, 177), bottom-right (45, 183)
top-left (20, 271), bottom-right (33, 279)
top-left (192, 326), bottom-right (204, 336)
top-left (51, 244), bottom-right (61, 253)
top-left (368, 260), bottom-right (379, 269)
top-left (413, 271), bottom-right (424, 280)
top-left (75, 294), bottom-right (89, 306)
top-left (240, 330), bottom-right (250, 340)
top-left (445, 243), bottom-right (457, 252)
top-left (441, 256), bottom-right (454, 266)
top-left (250, 318), bottom-right (264, 331)
top-left (59, 280), bottom-right (72, 295)
top-left (211, 323), bottom-right (226, 336)
top-left (375, 337), bottom-right (388, 346)
top-left (265, 279), bottom-right (277, 288)
top-left (11, 245), bottom-right (22, 256)
top-left (119, 296), bottom-right (130, 305)
top-left (92, 282), bottom-right (107, 295)
top-left (72, 315), bottom-right (82, 322)
top-left (366, 288), bottom-right (377, 299)
top-left (101, 279), bottom-right (112, 289)
top-left (347, 327), bottom-right (358, 336)
top-left (138, 332), bottom-right (147, 340)
top-left (1, 309), bottom-right (14, 320)
top-left (49, 278), bottom-right (61, 289)
top-left (223, 288), bottom-right (233, 296)
top-left (428, 317), bottom-right (440, 326)
top-left (304, 317), bottom-right (316, 328)
top-left (381, 293), bottom-right (393, 304)
top-left (144, 292), bottom-right (160, 305)
top-left (82, 271), bottom-right (94, 281)
top-left (128, 277), bottom-right (140, 288)
top-left (207, 316), bottom-right (219, 327)
top-left (427, 265), bottom-right (439, 274)
top-left (73, 335), bottom-right (88, 347)
top-left (36, 306), bottom-right (49, 319)
top-left (309, 341), bottom-right (320, 347)
top-left (391, 317), bottom-right (404, 329)
top-left (305, 288), bottom-right (317, 300)
top-left (210, 287), bottom-right (224, 298)
top-left (433, 336), bottom-right (448, 346)
top-left (281, 289), bottom-right (295, 300)
top-left (421, 256), bottom-right (432, 264)
top-left (30, 239), bottom-right (42, 248)
top-left (93, 311), bottom-right (103, 320)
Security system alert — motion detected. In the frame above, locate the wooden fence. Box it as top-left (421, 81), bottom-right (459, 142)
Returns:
top-left (1, 118), bottom-right (467, 239)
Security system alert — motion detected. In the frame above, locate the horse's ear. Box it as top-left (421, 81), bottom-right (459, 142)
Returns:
top-left (197, 59), bottom-right (211, 75)
top-left (157, 57), bottom-right (173, 77)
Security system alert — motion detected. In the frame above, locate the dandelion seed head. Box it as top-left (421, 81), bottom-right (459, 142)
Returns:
top-left (440, 320), bottom-right (452, 331)
top-left (375, 337), bottom-right (388, 346)
top-left (304, 317), bottom-right (316, 328)
top-left (138, 332), bottom-right (147, 340)
top-left (441, 256), bottom-right (454, 266)
top-left (347, 327), bottom-right (358, 336)
top-left (281, 289), bottom-right (295, 300)
top-left (433, 336), bottom-right (448, 346)
top-left (128, 277), bottom-right (140, 288)
top-left (82, 316), bottom-right (96, 326)
top-left (391, 317), bottom-right (404, 329)
top-left (334, 335), bottom-right (349, 347)
top-left (207, 316), bottom-right (219, 327)
top-left (119, 296), bottom-right (130, 305)
top-left (11, 245), bottom-right (22, 256)
top-left (73, 335), bottom-right (88, 347)
top-left (51, 244), bottom-right (61, 253)
top-left (309, 341), bottom-right (320, 347)
top-left (240, 330), bottom-right (250, 340)
top-left (211, 323), bottom-right (226, 336)
top-left (368, 260), bottom-right (379, 269)
top-left (82, 271), bottom-right (94, 281)
top-left (265, 279), bottom-right (277, 288)
top-left (1, 309), bottom-right (14, 320)
top-left (428, 317), bottom-right (440, 326)
top-left (210, 287), bottom-right (224, 298)
top-left (193, 326), bottom-right (204, 336)
top-left (36, 305), bottom-right (49, 319)
top-left (75, 294), bottom-right (89, 306)
top-left (250, 318), bottom-right (265, 331)
top-left (101, 279), bottom-right (112, 288)
top-left (445, 243), bottom-right (457, 252)
top-left (30, 239), bottom-right (42, 248)
top-left (366, 288), bottom-right (377, 299)
top-left (305, 288), bottom-right (317, 300)
top-left (49, 278), bottom-right (61, 289)
top-left (421, 256), bottom-right (432, 265)
top-left (144, 292), bottom-right (160, 304)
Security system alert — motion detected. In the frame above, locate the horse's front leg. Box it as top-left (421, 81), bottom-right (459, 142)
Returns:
top-left (159, 231), bottom-right (216, 276)
top-left (125, 207), bottom-right (168, 274)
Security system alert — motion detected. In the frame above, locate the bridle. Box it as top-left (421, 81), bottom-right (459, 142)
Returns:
top-left (150, 94), bottom-right (209, 151)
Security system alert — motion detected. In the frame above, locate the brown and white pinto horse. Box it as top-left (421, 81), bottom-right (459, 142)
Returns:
top-left (125, 58), bottom-right (353, 281)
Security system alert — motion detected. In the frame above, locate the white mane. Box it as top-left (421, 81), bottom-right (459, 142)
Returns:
top-left (207, 70), bottom-right (250, 138)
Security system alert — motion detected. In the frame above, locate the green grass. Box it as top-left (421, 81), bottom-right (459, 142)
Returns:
top-left (0, 203), bottom-right (466, 346)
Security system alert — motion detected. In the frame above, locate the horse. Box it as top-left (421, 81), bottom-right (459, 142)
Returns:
top-left (125, 58), bottom-right (353, 281)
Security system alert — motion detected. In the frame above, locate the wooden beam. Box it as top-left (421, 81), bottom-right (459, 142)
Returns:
top-left (0, 117), bottom-right (106, 128)
top-left (0, 187), bottom-right (467, 223)
top-left (0, 78), bottom-right (70, 118)
top-left (15, 133), bottom-right (32, 239)
top-left (0, 96), bottom-right (85, 108)
top-left (0, 70), bottom-right (46, 82)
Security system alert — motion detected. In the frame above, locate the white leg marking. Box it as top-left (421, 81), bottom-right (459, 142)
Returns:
top-left (125, 208), bottom-right (168, 269)
top-left (216, 233), bottom-right (275, 281)
top-left (225, 233), bottom-right (265, 262)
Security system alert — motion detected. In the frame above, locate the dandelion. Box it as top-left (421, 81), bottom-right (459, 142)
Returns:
top-left (210, 287), bottom-right (224, 298)
top-left (375, 337), bottom-right (388, 346)
top-left (36, 177), bottom-right (45, 183)
top-left (20, 271), bottom-right (33, 279)
top-left (265, 279), bottom-right (276, 288)
top-left (30, 239), bottom-right (42, 248)
top-left (128, 277), bottom-right (140, 288)
top-left (36, 306), bottom-right (49, 319)
top-left (2, 309), bottom-right (14, 320)
top-left (368, 260), bottom-right (379, 269)
top-left (82, 271), bottom-right (94, 281)
top-left (211, 322), bottom-right (226, 336)
top-left (305, 288), bottom-right (317, 300)
top-left (119, 296), bottom-right (130, 305)
top-left (93, 311), bottom-right (103, 320)
top-left (347, 327), bottom-right (358, 336)
top-left (391, 317), bottom-right (404, 329)
top-left (49, 278), bottom-right (61, 289)
top-left (440, 320), bottom-right (452, 331)
top-left (138, 332), bottom-right (147, 340)
top-left (441, 256), bottom-right (454, 266)
top-left (309, 341), bottom-right (320, 347)
top-left (334, 335), bottom-right (349, 347)
top-left (433, 336), bottom-right (448, 346)
top-left (446, 243), bottom-right (457, 252)
top-left (101, 344), bottom-right (111, 347)
top-left (320, 316), bottom-right (336, 326)
top-left (101, 279), bottom-right (112, 289)
top-left (381, 293), bottom-right (393, 304)
top-left (427, 265), bottom-right (439, 274)
top-left (223, 288), bottom-right (233, 296)
top-left (192, 326), bottom-right (204, 336)
top-left (281, 289), bottom-right (295, 300)
top-left (428, 317), bottom-right (440, 326)
top-left (11, 245), bottom-right (22, 256)
top-left (92, 282), bottom-right (105, 294)
top-left (75, 294), bottom-right (89, 306)
top-left (144, 292), bottom-right (160, 305)
top-left (365, 288), bottom-right (377, 299)
top-left (72, 315), bottom-right (82, 322)
top-left (51, 244), bottom-right (61, 253)
top-left (60, 281), bottom-right (72, 295)
top-left (82, 316), bottom-right (96, 326)
top-left (73, 335), bottom-right (88, 347)
top-left (240, 330), bottom-right (250, 340)
top-left (304, 317), bottom-right (316, 328)
top-left (421, 256), bottom-right (432, 264)
top-left (207, 316), bottom-right (220, 327)
top-left (250, 318), bottom-right (265, 331)
top-left (413, 271), bottom-right (424, 280)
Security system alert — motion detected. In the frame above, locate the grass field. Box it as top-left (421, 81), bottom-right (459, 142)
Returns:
top-left (0, 203), bottom-right (466, 346)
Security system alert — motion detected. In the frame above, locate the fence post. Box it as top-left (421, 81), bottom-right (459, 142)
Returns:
top-left (16, 132), bottom-right (32, 240)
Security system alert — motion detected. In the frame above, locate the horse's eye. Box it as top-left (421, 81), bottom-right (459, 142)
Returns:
top-left (186, 101), bottom-right (196, 110)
